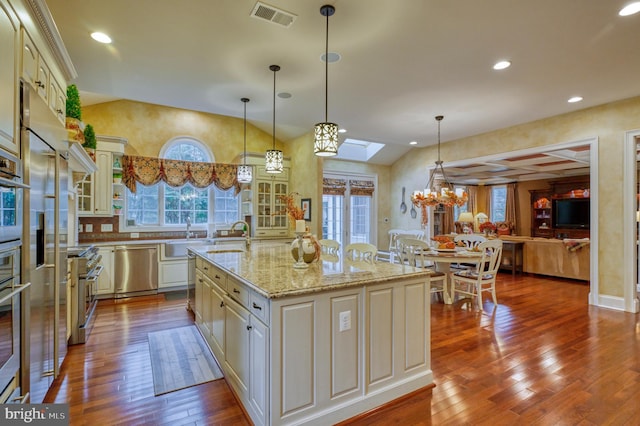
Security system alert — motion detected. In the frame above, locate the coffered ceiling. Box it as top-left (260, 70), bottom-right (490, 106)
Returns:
top-left (46, 0), bottom-right (640, 169)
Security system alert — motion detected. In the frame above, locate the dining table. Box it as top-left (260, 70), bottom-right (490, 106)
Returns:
top-left (423, 248), bottom-right (484, 304)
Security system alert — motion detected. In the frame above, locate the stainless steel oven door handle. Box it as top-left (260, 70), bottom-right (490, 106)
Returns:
top-left (0, 282), bottom-right (32, 304)
top-left (85, 265), bottom-right (104, 281)
top-left (0, 176), bottom-right (30, 189)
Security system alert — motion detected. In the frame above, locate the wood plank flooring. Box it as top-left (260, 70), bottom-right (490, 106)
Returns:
top-left (45, 274), bottom-right (640, 425)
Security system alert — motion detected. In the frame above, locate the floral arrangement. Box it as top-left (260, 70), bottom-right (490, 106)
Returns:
top-left (277, 192), bottom-right (306, 223)
top-left (479, 221), bottom-right (497, 233)
top-left (410, 189), bottom-right (468, 228)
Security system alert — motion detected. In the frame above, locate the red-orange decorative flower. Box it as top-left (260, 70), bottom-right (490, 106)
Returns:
top-left (479, 221), bottom-right (497, 232)
top-left (277, 192), bottom-right (305, 222)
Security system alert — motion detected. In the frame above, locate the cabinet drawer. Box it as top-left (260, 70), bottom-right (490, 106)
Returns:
top-left (227, 276), bottom-right (249, 307)
top-left (249, 291), bottom-right (270, 325)
top-left (255, 229), bottom-right (290, 238)
top-left (196, 258), bottom-right (227, 290)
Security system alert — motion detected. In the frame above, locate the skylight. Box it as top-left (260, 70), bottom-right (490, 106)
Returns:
top-left (336, 138), bottom-right (385, 162)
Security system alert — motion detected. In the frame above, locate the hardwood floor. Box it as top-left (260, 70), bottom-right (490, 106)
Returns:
top-left (46, 274), bottom-right (640, 425)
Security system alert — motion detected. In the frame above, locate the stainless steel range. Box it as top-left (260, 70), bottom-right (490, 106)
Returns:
top-left (68, 246), bottom-right (103, 344)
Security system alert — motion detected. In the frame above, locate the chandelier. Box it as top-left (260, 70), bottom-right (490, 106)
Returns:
top-left (411, 115), bottom-right (467, 226)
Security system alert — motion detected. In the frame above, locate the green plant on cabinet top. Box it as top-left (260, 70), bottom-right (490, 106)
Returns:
top-left (66, 84), bottom-right (82, 120)
top-left (83, 124), bottom-right (96, 149)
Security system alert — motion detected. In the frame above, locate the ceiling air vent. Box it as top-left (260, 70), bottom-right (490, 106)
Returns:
top-left (250, 2), bottom-right (297, 28)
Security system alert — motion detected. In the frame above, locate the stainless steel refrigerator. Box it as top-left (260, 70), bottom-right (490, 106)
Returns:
top-left (20, 82), bottom-right (68, 403)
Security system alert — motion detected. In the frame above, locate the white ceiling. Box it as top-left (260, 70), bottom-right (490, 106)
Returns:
top-left (46, 0), bottom-right (640, 167)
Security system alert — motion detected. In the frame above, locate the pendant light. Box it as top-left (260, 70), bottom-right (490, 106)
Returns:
top-left (314, 4), bottom-right (339, 156)
top-left (237, 97), bottom-right (252, 183)
top-left (265, 64), bottom-right (283, 174)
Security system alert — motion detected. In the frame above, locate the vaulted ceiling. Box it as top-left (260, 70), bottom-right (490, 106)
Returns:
top-left (47, 0), bottom-right (640, 172)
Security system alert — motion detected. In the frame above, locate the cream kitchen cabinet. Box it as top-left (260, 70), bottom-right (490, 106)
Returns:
top-left (253, 172), bottom-right (289, 239)
top-left (78, 150), bottom-right (112, 215)
top-left (78, 137), bottom-right (126, 216)
top-left (0, 1), bottom-right (17, 154)
top-left (21, 28), bottom-right (66, 124)
top-left (96, 246), bottom-right (114, 295)
top-left (190, 244), bottom-right (433, 426)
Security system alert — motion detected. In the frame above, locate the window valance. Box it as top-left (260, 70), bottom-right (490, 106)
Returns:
top-left (122, 155), bottom-right (241, 194)
top-left (349, 179), bottom-right (375, 196)
top-left (323, 178), bottom-right (347, 195)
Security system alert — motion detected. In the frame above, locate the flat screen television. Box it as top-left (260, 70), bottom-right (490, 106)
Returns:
top-left (552, 198), bottom-right (590, 229)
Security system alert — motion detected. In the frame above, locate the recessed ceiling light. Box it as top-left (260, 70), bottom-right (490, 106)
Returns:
top-left (409, 141), bottom-right (418, 145)
top-left (568, 96), bottom-right (583, 103)
top-left (338, 128), bottom-right (347, 133)
top-left (493, 60), bottom-right (511, 70)
top-left (91, 32), bottom-right (112, 44)
top-left (619, 2), bottom-right (640, 16)
top-left (277, 92), bottom-right (291, 99)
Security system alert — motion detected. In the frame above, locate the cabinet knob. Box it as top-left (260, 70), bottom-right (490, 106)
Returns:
top-left (252, 302), bottom-right (262, 311)
top-left (233, 288), bottom-right (240, 294)
top-left (246, 325), bottom-right (253, 331)
top-left (215, 274), bottom-right (221, 279)
top-left (219, 301), bottom-right (224, 308)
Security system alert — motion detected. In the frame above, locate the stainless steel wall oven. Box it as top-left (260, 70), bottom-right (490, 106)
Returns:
top-left (0, 148), bottom-right (28, 402)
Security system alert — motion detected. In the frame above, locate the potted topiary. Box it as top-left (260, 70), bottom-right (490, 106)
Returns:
top-left (83, 124), bottom-right (97, 160)
top-left (113, 171), bottom-right (123, 184)
top-left (65, 84), bottom-right (85, 143)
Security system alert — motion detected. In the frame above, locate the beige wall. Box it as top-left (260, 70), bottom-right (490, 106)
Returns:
top-left (392, 95), bottom-right (640, 298)
top-left (287, 131), bottom-right (322, 236)
top-left (82, 99), bottom-right (283, 161)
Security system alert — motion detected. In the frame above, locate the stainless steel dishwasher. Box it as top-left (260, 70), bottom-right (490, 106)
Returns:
top-left (114, 245), bottom-right (158, 297)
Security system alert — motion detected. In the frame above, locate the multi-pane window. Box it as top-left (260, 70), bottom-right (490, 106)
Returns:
top-left (491, 185), bottom-right (507, 221)
top-left (322, 195), bottom-right (343, 241)
top-left (124, 138), bottom-right (239, 227)
top-left (213, 187), bottom-right (240, 224)
top-left (350, 195), bottom-right (371, 243)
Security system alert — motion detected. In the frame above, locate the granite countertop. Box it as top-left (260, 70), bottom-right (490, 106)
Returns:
top-left (189, 243), bottom-right (432, 299)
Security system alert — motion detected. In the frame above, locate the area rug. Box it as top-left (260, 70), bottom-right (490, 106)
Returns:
top-left (148, 325), bottom-right (223, 395)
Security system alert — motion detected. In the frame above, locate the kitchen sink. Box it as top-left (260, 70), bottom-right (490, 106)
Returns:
top-left (206, 248), bottom-right (244, 254)
top-left (164, 239), bottom-right (208, 258)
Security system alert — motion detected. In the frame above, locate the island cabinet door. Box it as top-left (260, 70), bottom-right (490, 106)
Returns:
top-left (248, 316), bottom-right (268, 424)
top-left (224, 295), bottom-right (250, 394)
top-left (365, 278), bottom-right (430, 391)
top-left (209, 283), bottom-right (225, 360)
top-left (194, 270), bottom-right (204, 324)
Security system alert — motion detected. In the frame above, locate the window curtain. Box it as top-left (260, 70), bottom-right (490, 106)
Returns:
top-left (122, 155), bottom-right (241, 195)
top-left (323, 178), bottom-right (347, 195)
top-left (443, 206), bottom-right (454, 234)
top-left (349, 179), bottom-right (375, 196)
top-left (466, 186), bottom-right (478, 215)
top-left (505, 182), bottom-right (518, 227)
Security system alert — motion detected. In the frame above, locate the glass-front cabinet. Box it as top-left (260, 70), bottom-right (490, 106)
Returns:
top-left (255, 179), bottom-right (288, 230)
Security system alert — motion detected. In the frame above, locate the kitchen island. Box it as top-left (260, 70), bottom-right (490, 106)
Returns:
top-left (189, 243), bottom-right (434, 426)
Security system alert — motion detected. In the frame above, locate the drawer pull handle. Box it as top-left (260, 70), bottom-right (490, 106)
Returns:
top-left (252, 302), bottom-right (262, 311)
top-left (198, 278), bottom-right (203, 283)
top-left (233, 288), bottom-right (240, 294)
top-left (35, 80), bottom-right (45, 89)
top-left (246, 325), bottom-right (253, 331)
top-left (220, 301), bottom-right (224, 308)
top-left (203, 266), bottom-right (208, 270)
top-left (215, 275), bottom-right (221, 279)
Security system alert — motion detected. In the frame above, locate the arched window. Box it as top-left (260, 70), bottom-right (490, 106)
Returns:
top-left (125, 137), bottom-right (239, 228)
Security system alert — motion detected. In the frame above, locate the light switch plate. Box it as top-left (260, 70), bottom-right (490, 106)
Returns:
top-left (101, 224), bottom-right (113, 232)
top-left (339, 311), bottom-right (351, 332)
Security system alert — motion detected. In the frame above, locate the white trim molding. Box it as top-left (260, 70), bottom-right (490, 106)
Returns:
top-left (623, 129), bottom-right (640, 313)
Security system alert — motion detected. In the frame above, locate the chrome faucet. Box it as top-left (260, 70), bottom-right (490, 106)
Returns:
top-left (231, 220), bottom-right (251, 249)
top-left (186, 216), bottom-right (193, 239)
